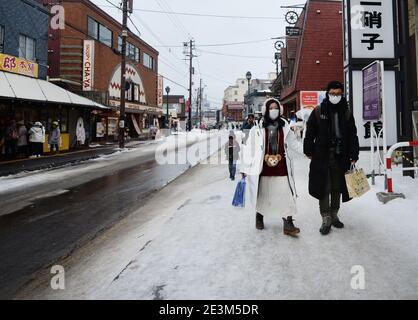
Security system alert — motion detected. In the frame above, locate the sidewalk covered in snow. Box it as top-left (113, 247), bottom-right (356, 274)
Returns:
top-left (18, 146), bottom-right (418, 299)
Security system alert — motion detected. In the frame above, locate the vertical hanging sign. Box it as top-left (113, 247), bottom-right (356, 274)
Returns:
top-left (362, 61), bottom-right (382, 121)
top-left (157, 76), bottom-right (163, 107)
top-left (83, 40), bottom-right (95, 91)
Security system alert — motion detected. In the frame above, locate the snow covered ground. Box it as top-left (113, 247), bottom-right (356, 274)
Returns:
top-left (18, 135), bottom-right (418, 300)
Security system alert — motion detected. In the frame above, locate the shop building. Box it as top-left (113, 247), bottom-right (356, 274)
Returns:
top-left (222, 101), bottom-right (244, 123)
top-left (276, 0), bottom-right (344, 116)
top-left (44, 0), bottom-right (162, 142)
top-left (0, 0), bottom-right (109, 158)
top-left (163, 95), bottom-right (186, 130)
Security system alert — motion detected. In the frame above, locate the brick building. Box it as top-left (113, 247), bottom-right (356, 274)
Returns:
top-left (276, 0), bottom-right (344, 116)
top-left (1, 0), bottom-right (111, 156)
top-left (222, 101), bottom-right (244, 123)
top-left (44, 0), bottom-right (161, 141)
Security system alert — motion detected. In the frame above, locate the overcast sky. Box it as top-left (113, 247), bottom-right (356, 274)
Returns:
top-left (91, 0), bottom-right (304, 109)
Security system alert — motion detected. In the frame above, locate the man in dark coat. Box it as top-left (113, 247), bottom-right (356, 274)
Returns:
top-left (242, 114), bottom-right (255, 144)
top-left (304, 81), bottom-right (360, 235)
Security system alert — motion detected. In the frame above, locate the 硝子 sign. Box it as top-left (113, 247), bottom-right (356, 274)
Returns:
top-left (286, 27), bottom-right (301, 37)
top-left (362, 61), bottom-right (381, 121)
top-left (0, 53), bottom-right (39, 78)
top-left (348, 0), bottom-right (395, 59)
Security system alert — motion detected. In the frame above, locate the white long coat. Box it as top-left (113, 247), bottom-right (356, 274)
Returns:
top-left (239, 118), bottom-right (303, 211)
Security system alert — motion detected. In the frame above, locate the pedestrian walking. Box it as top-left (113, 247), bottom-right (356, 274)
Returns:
top-left (303, 81), bottom-right (360, 235)
top-left (224, 131), bottom-right (240, 181)
top-left (29, 121), bottom-right (45, 158)
top-left (48, 121), bottom-right (60, 154)
top-left (17, 120), bottom-right (28, 158)
top-left (4, 120), bottom-right (18, 160)
top-left (242, 114), bottom-right (255, 144)
top-left (240, 98), bottom-right (303, 237)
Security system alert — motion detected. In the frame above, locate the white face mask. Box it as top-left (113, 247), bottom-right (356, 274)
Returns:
top-left (269, 109), bottom-right (280, 120)
top-left (329, 94), bottom-right (342, 105)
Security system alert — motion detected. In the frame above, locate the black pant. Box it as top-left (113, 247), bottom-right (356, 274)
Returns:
top-left (30, 142), bottom-right (43, 156)
top-left (319, 151), bottom-right (341, 215)
top-left (5, 140), bottom-right (17, 160)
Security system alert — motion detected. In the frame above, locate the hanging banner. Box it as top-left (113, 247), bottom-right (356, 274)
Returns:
top-left (83, 40), bottom-right (95, 91)
top-left (157, 76), bottom-right (163, 107)
top-left (0, 53), bottom-right (38, 78)
top-left (131, 114), bottom-right (142, 135)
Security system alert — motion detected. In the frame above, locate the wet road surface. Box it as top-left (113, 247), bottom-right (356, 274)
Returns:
top-left (0, 153), bottom-right (191, 299)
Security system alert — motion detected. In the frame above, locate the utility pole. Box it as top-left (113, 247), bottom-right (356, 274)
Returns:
top-left (199, 78), bottom-right (203, 129)
top-left (184, 39), bottom-right (195, 131)
top-left (118, 0), bottom-right (128, 148)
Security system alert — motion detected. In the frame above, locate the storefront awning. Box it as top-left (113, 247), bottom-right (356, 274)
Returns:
top-left (0, 71), bottom-right (110, 110)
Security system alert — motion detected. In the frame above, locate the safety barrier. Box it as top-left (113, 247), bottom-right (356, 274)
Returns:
top-left (386, 141), bottom-right (418, 193)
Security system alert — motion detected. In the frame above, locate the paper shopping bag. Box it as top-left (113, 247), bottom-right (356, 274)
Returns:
top-left (344, 166), bottom-right (370, 198)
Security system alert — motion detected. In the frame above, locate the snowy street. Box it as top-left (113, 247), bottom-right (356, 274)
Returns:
top-left (0, 130), bottom-right (225, 299)
top-left (15, 139), bottom-right (418, 300)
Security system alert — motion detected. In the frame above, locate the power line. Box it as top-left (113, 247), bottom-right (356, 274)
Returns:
top-left (197, 49), bottom-right (272, 59)
top-left (153, 38), bottom-right (274, 48)
top-left (130, 12), bottom-right (188, 69)
top-left (98, 7), bottom-right (286, 20)
top-left (159, 74), bottom-right (188, 90)
top-left (156, 0), bottom-right (191, 39)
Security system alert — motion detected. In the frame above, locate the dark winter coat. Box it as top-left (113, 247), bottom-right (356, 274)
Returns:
top-left (303, 97), bottom-right (360, 203)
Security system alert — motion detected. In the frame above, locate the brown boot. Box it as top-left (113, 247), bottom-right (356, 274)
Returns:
top-left (256, 212), bottom-right (264, 230)
top-left (282, 216), bottom-right (300, 237)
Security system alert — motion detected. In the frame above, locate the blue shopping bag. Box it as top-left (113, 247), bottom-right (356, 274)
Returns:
top-left (232, 177), bottom-right (246, 208)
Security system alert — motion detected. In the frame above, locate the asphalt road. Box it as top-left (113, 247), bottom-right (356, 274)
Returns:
top-left (0, 136), bottom-right (215, 299)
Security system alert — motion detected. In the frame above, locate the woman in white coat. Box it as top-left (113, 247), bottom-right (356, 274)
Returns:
top-left (240, 98), bottom-right (303, 237)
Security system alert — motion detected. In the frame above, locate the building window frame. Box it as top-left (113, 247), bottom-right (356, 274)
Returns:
top-left (87, 16), bottom-right (113, 48)
top-left (19, 34), bottom-right (36, 61)
top-left (143, 52), bottom-right (154, 70)
top-left (118, 37), bottom-right (140, 63)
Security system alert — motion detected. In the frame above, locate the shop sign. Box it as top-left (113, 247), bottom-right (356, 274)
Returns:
top-left (286, 27), bottom-right (301, 36)
top-left (83, 40), bottom-right (95, 91)
top-left (300, 91), bottom-right (326, 110)
top-left (157, 76), bottom-right (163, 107)
top-left (108, 117), bottom-right (118, 136)
top-left (0, 53), bottom-right (39, 78)
top-left (96, 119), bottom-right (106, 138)
top-left (348, 0), bottom-right (395, 59)
top-left (362, 61), bottom-right (382, 121)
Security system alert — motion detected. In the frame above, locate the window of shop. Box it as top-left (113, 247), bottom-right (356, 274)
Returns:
top-left (126, 82), bottom-right (140, 102)
top-left (118, 37), bottom-right (140, 63)
top-left (19, 34), bottom-right (36, 61)
top-left (0, 25), bottom-right (4, 53)
top-left (88, 17), bottom-right (112, 48)
top-left (143, 52), bottom-right (154, 70)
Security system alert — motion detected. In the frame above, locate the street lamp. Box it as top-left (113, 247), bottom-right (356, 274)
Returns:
top-left (246, 71), bottom-right (252, 117)
top-left (165, 86), bottom-right (170, 129)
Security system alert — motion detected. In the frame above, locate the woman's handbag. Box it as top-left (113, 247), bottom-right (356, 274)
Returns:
top-left (232, 177), bottom-right (246, 207)
top-left (344, 164), bottom-right (370, 198)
